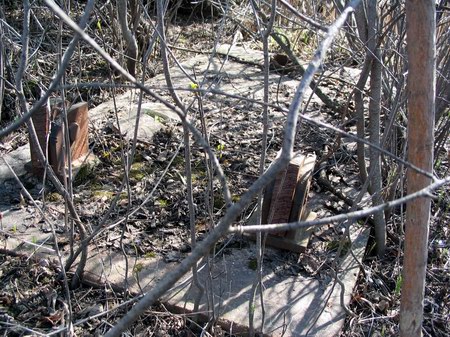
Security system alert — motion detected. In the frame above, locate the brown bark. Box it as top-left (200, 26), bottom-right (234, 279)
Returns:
top-left (369, 48), bottom-right (386, 257)
top-left (117, 0), bottom-right (138, 77)
top-left (367, 0), bottom-right (386, 257)
top-left (400, 1), bottom-right (436, 336)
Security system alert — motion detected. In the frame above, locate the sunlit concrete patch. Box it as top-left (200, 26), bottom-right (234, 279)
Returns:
top-left (0, 204), bottom-right (57, 256)
top-left (77, 226), bottom-right (369, 336)
top-left (0, 144), bottom-right (30, 180)
top-left (159, 227), bottom-right (369, 336)
top-left (0, 206), bottom-right (368, 337)
top-left (140, 102), bottom-right (181, 122)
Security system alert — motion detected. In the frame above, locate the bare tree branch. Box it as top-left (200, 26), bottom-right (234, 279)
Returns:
top-left (230, 177), bottom-right (449, 234)
top-left (278, 0), bottom-right (327, 31)
top-left (42, 0), bottom-right (232, 219)
top-left (53, 80), bottom-right (436, 180)
top-left (117, 0), bottom-right (138, 77)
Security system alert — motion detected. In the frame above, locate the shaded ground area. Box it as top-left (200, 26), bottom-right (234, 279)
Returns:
top-left (0, 250), bottom-right (195, 337)
top-left (340, 148), bottom-right (450, 337)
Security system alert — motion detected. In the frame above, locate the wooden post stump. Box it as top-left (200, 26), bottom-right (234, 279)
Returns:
top-left (48, 102), bottom-right (89, 180)
top-left (28, 100), bottom-right (89, 180)
top-left (28, 98), bottom-right (66, 176)
top-left (257, 153), bottom-right (316, 253)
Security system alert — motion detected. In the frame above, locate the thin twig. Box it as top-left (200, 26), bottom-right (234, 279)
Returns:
top-left (248, 0), bottom-right (277, 334)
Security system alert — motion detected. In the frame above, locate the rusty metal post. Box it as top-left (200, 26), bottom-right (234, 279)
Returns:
top-left (48, 121), bottom-right (65, 180)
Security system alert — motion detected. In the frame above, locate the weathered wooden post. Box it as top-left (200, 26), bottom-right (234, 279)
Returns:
top-left (28, 98), bottom-right (65, 176)
top-left (259, 153), bottom-right (317, 252)
top-left (28, 100), bottom-right (89, 180)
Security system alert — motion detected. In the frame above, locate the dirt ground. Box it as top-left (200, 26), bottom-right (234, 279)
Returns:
top-left (0, 3), bottom-right (449, 337)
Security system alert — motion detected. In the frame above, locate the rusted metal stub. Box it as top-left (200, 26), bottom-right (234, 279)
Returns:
top-left (29, 104), bottom-right (49, 175)
top-left (285, 154), bottom-right (317, 245)
top-left (48, 121), bottom-right (64, 179)
top-left (265, 154), bottom-right (306, 236)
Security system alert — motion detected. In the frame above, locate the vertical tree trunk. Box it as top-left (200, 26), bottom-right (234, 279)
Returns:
top-left (354, 0), bottom-right (386, 255)
top-left (369, 48), bottom-right (386, 257)
top-left (0, 22), bottom-right (4, 123)
top-left (400, 1), bottom-right (436, 337)
top-left (353, 1), bottom-right (373, 185)
top-left (117, 0), bottom-right (138, 77)
top-left (367, 0), bottom-right (386, 257)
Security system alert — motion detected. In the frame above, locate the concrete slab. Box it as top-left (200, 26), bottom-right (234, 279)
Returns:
top-left (0, 217), bottom-right (368, 337)
top-left (0, 203), bottom-right (57, 256)
top-left (0, 52), bottom-right (369, 336)
top-left (140, 102), bottom-right (181, 122)
top-left (0, 144), bottom-right (30, 180)
top-left (85, 85), bottom-right (182, 143)
top-left (162, 227), bottom-right (368, 336)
